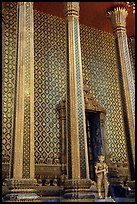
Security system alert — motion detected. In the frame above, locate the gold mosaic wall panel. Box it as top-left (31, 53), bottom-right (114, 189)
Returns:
top-left (2, 2), bottom-right (17, 164)
top-left (34, 10), bottom-right (130, 164)
top-left (33, 9), bottom-right (129, 164)
top-left (80, 25), bottom-right (128, 163)
top-left (3, 5), bottom-right (134, 167)
top-left (34, 10), bottom-right (66, 164)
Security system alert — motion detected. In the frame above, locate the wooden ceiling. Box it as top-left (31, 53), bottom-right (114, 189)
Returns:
top-left (34, 2), bottom-right (135, 37)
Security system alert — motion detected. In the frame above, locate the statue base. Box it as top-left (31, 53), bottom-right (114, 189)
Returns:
top-left (2, 178), bottom-right (39, 202)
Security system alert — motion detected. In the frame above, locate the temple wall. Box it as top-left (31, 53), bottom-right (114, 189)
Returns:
top-left (2, 2), bottom-right (17, 167)
top-left (2, 3), bottom-right (135, 180)
top-left (33, 9), bottom-right (129, 165)
top-left (33, 10), bottom-right (66, 165)
top-left (80, 25), bottom-right (127, 164)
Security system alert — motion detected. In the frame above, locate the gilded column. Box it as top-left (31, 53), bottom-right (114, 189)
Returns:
top-left (107, 7), bottom-right (135, 180)
top-left (4, 2), bottom-right (38, 201)
top-left (2, 3), bottom-right (6, 80)
top-left (64, 2), bottom-right (94, 200)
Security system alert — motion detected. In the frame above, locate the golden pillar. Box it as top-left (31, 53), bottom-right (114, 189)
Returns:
top-left (64, 2), bottom-right (94, 200)
top-left (2, 3), bottom-right (6, 79)
top-left (107, 7), bottom-right (135, 180)
top-left (4, 2), bottom-right (38, 201)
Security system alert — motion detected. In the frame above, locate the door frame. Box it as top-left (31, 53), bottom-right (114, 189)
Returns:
top-left (57, 85), bottom-right (107, 180)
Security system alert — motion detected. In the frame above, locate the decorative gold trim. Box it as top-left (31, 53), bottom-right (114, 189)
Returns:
top-left (64, 2), bottom-right (79, 18)
top-left (107, 7), bottom-right (128, 30)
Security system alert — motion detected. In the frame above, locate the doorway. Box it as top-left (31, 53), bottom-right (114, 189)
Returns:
top-left (86, 111), bottom-right (102, 181)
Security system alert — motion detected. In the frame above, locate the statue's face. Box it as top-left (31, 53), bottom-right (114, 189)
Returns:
top-left (99, 155), bottom-right (105, 162)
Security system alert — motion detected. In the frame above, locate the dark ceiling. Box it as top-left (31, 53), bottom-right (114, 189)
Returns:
top-left (34, 2), bottom-right (135, 37)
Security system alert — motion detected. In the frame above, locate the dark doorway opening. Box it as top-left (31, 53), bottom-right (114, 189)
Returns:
top-left (86, 111), bottom-right (102, 181)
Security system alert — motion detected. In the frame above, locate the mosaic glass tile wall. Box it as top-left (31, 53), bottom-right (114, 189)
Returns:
top-left (80, 25), bottom-right (128, 163)
top-left (2, 2), bottom-right (17, 164)
top-left (33, 9), bottom-right (130, 164)
top-left (2, 4), bottom-right (134, 167)
top-left (34, 10), bottom-right (66, 164)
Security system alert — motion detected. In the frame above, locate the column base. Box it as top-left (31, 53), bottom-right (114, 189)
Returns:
top-left (95, 197), bottom-right (115, 202)
top-left (2, 178), bottom-right (40, 202)
top-left (125, 180), bottom-right (135, 198)
top-left (63, 179), bottom-right (95, 201)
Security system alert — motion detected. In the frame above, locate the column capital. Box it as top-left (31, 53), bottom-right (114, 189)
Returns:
top-left (18, 2), bottom-right (34, 7)
top-left (64, 2), bottom-right (79, 18)
top-left (18, 2), bottom-right (26, 6)
top-left (107, 7), bottom-right (128, 31)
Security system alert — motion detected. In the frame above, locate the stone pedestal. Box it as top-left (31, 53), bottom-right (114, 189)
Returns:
top-left (63, 179), bottom-right (95, 201)
top-left (3, 179), bottom-right (39, 202)
top-left (3, 193), bottom-right (39, 202)
top-left (125, 180), bottom-right (135, 198)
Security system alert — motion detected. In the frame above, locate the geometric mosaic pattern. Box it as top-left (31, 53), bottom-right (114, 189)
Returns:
top-left (34, 10), bottom-right (66, 164)
top-left (2, 2), bottom-right (17, 164)
top-left (80, 25), bottom-right (128, 163)
top-left (33, 10), bottom-right (130, 164)
top-left (3, 4), bottom-right (134, 167)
